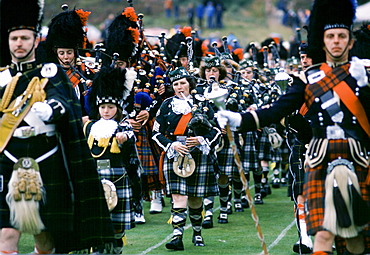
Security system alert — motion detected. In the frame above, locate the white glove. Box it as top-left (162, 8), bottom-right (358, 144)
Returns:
top-left (31, 102), bottom-right (53, 121)
top-left (349, 56), bottom-right (368, 87)
top-left (217, 110), bottom-right (242, 131)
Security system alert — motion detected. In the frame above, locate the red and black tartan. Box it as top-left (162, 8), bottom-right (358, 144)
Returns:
top-left (303, 139), bottom-right (370, 240)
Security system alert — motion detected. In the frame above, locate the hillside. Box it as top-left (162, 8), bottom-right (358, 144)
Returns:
top-left (43, 0), bottom-right (311, 48)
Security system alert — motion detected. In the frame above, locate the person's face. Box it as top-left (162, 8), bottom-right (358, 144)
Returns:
top-left (115, 60), bottom-right (127, 70)
top-left (323, 28), bottom-right (354, 63)
top-left (240, 67), bottom-right (253, 81)
top-left (205, 67), bottom-right (220, 81)
top-left (300, 54), bottom-right (312, 70)
top-left (56, 48), bottom-right (75, 68)
top-left (8, 29), bottom-right (39, 63)
top-left (179, 56), bottom-right (188, 69)
top-left (99, 103), bottom-right (118, 120)
top-left (172, 77), bottom-right (190, 99)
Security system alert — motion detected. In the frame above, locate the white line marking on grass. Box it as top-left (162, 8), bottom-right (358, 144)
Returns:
top-left (138, 175), bottom-right (270, 254)
top-left (267, 219), bottom-right (295, 251)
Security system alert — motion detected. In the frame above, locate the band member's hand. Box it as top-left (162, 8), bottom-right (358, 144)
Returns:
top-left (158, 84), bottom-right (165, 95)
top-left (116, 132), bottom-right (128, 144)
top-left (217, 110), bottom-right (242, 130)
top-left (31, 102), bottom-right (53, 121)
top-left (173, 142), bottom-right (189, 157)
top-left (127, 118), bottom-right (142, 132)
top-left (82, 115), bottom-right (90, 125)
top-left (136, 110), bottom-right (149, 125)
top-left (185, 137), bottom-right (201, 147)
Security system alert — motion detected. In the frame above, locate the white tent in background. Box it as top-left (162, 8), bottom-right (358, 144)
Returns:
top-left (356, 1), bottom-right (370, 22)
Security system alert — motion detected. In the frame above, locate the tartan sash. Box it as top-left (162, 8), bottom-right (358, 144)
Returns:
top-left (65, 68), bottom-right (81, 88)
top-left (305, 63), bottom-right (350, 108)
top-left (305, 63), bottom-right (370, 138)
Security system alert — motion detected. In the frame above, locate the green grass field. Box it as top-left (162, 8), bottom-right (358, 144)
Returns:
top-left (18, 174), bottom-right (305, 254)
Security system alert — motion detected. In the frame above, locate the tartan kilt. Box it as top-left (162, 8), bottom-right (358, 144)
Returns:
top-left (98, 167), bottom-right (135, 231)
top-left (164, 149), bottom-right (219, 197)
top-left (270, 146), bottom-right (282, 162)
top-left (136, 126), bottom-right (158, 175)
top-left (303, 139), bottom-right (370, 237)
top-left (241, 131), bottom-right (259, 173)
top-left (216, 134), bottom-right (241, 176)
top-left (256, 130), bottom-right (273, 161)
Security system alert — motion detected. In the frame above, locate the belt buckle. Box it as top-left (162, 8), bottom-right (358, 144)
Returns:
top-left (326, 125), bottom-right (345, 139)
top-left (21, 127), bottom-right (35, 138)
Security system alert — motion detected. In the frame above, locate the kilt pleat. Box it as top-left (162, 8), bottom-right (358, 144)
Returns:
top-left (164, 150), bottom-right (219, 197)
top-left (256, 130), bottom-right (274, 161)
top-left (241, 131), bottom-right (259, 173)
top-left (217, 134), bottom-right (240, 176)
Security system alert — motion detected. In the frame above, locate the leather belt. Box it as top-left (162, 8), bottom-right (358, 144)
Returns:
top-left (13, 124), bottom-right (56, 139)
top-left (312, 125), bottom-right (347, 140)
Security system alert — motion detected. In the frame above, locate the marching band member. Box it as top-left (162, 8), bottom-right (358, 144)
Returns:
top-left (0, 0), bottom-right (114, 253)
top-left (153, 67), bottom-right (221, 250)
top-left (84, 66), bottom-right (139, 254)
top-left (44, 5), bottom-right (93, 118)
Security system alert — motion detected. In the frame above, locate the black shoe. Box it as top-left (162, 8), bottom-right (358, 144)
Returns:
top-left (192, 235), bottom-right (205, 247)
top-left (234, 202), bottom-right (244, 212)
top-left (254, 193), bottom-right (264, 204)
top-left (292, 242), bottom-right (312, 254)
top-left (166, 236), bottom-right (184, 250)
top-left (241, 196), bottom-right (249, 208)
top-left (202, 215), bottom-right (213, 229)
top-left (218, 212), bottom-right (228, 223)
top-left (260, 187), bottom-right (267, 198)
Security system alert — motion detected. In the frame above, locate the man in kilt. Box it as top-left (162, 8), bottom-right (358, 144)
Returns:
top-left (217, 0), bottom-right (370, 254)
top-left (0, 0), bottom-right (114, 253)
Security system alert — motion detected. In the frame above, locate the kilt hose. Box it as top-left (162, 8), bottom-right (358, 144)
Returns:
top-left (98, 167), bottom-right (135, 231)
top-left (303, 139), bottom-right (370, 246)
top-left (164, 149), bottom-right (219, 197)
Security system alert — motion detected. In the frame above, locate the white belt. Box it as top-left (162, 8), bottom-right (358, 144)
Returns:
top-left (13, 124), bottom-right (56, 139)
top-left (4, 146), bottom-right (59, 163)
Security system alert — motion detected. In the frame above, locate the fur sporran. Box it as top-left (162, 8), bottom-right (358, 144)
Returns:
top-left (6, 157), bottom-right (45, 235)
top-left (323, 158), bottom-right (367, 238)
